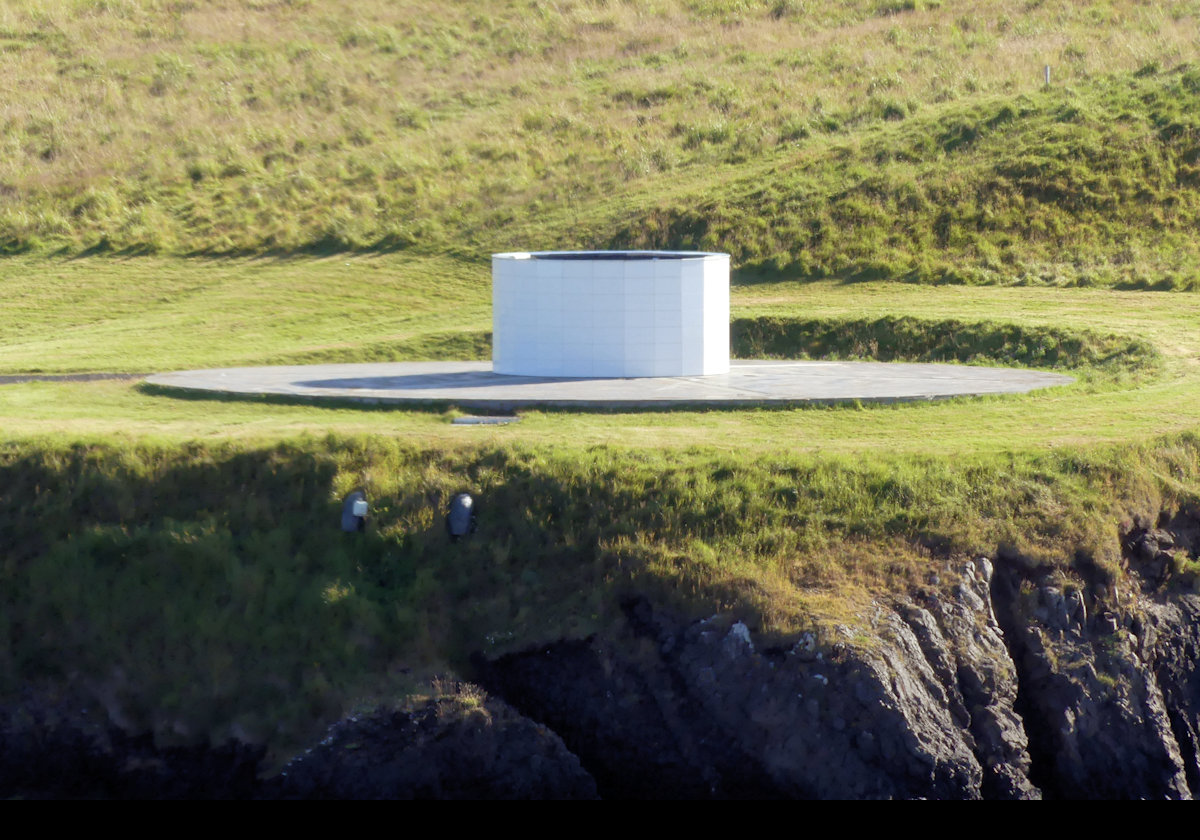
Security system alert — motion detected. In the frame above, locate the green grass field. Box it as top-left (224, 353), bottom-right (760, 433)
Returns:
top-left (0, 254), bottom-right (1193, 454)
top-left (3, 0), bottom-right (1200, 761)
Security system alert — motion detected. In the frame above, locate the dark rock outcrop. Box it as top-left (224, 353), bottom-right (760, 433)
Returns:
top-left (478, 577), bottom-right (1029, 799)
top-left (268, 682), bottom-right (597, 799)
top-left (472, 510), bottom-right (1200, 799)
top-left (0, 682), bottom-right (593, 799)
top-left (0, 698), bottom-right (264, 799)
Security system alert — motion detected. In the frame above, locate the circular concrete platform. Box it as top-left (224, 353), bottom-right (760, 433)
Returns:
top-left (145, 361), bottom-right (1074, 410)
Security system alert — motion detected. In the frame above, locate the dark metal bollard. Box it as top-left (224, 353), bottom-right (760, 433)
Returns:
top-left (446, 492), bottom-right (477, 542)
top-left (341, 491), bottom-right (368, 533)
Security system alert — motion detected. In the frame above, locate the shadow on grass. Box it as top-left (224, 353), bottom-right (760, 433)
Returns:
top-left (0, 437), bottom-right (747, 753)
top-left (49, 232), bottom-right (492, 266)
top-left (733, 261), bottom-right (959, 287)
top-left (177, 235), bottom-right (489, 264)
top-left (136, 381), bottom-right (454, 415)
top-left (137, 379), bottom-right (1030, 419)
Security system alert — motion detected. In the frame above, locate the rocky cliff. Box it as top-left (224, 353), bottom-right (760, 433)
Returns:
top-left (469, 513), bottom-right (1200, 800)
top-left (6, 510), bottom-right (1200, 799)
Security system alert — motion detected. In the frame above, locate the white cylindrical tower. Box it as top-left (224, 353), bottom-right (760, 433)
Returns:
top-left (492, 251), bottom-right (730, 378)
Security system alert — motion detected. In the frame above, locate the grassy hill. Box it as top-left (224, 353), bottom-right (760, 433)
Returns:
top-left (611, 69), bottom-right (1200, 287)
top-left (3, 0), bottom-right (1200, 762)
top-left (2, 0), bottom-right (1200, 284)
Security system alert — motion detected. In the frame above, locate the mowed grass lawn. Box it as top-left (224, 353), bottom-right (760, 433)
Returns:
top-left (1, 254), bottom-right (1197, 456)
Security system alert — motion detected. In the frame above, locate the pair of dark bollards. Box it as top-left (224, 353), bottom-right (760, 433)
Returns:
top-left (340, 491), bottom-right (477, 540)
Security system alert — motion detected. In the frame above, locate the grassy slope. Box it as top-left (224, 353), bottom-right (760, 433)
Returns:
top-left (0, 254), bottom-right (490, 372)
top-left (1, 0), bottom-right (1199, 283)
top-left (2, 1), bottom-right (1200, 760)
top-left (610, 69), bottom-right (1200, 287)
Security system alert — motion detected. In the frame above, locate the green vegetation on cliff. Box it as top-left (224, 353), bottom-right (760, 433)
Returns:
top-left (4, 433), bottom-right (1199, 756)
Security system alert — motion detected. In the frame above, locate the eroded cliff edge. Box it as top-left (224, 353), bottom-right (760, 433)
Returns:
top-left (463, 507), bottom-right (1200, 799)
top-left (272, 506), bottom-right (1200, 798)
top-left (465, 547), bottom-right (1190, 796)
top-left (7, 510), bottom-right (1200, 799)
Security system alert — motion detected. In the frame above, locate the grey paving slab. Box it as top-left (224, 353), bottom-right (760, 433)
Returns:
top-left (145, 361), bottom-right (1075, 410)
